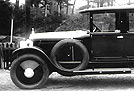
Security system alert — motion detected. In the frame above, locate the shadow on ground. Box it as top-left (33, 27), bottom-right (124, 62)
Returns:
top-left (44, 73), bottom-right (134, 91)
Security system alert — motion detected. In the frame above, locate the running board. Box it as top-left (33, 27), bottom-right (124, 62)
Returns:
top-left (73, 68), bottom-right (132, 74)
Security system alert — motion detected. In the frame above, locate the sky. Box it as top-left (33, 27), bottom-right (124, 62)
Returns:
top-left (70, 0), bottom-right (87, 9)
top-left (9, 0), bottom-right (134, 9)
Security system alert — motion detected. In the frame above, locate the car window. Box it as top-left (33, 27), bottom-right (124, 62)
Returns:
top-left (93, 13), bottom-right (115, 32)
top-left (129, 13), bottom-right (134, 32)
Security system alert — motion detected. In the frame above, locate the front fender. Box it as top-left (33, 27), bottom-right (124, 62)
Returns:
top-left (13, 46), bottom-right (50, 60)
top-left (12, 47), bottom-right (57, 69)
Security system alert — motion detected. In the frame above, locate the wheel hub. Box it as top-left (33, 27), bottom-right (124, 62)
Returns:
top-left (24, 68), bottom-right (34, 78)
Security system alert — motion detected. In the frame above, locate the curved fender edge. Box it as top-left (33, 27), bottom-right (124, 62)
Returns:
top-left (12, 46), bottom-right (58, 70)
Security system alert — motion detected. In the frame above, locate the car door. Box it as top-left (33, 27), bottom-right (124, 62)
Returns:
top-left (90, 12), bottom-right (128, 62)
top-left (125, 12), bottom-right (134, 59)
top-left (126, 12), bottom-right (134, 59)
top-left (126, 33), bottom-right (134, 58)
top-left (91, 32), bottom-right (125, 61)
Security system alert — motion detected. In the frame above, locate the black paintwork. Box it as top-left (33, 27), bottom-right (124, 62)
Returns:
top-left (14, 7), bottom-right (134, 73)
top-left (32, 7), bottom-right (134, 70)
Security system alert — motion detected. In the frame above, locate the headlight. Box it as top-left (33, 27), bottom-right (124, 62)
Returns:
top-left (20, 39), bottom-right (33, 48)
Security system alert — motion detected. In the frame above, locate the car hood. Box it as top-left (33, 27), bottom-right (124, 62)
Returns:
top-left (29, 31), bottom-right (90, 40)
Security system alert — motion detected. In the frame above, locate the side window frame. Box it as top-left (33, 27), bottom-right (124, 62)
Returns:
top-left (91, 12), bottom-right (116, 33)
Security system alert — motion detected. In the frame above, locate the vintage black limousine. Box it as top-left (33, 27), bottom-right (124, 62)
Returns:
top-left (10, 6), bottom-right (134, 89)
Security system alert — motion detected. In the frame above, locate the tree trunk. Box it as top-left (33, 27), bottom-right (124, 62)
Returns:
top-left (45, 4), bottom-right (48, 17)
top-left (25, 0), bottom-right (31, 39)
top-left (58, 2), bottom-right (61, 16)
top-left (66, 0), bottom-right (68, 14)
top-left (72, 0), bottom-right (76, 15)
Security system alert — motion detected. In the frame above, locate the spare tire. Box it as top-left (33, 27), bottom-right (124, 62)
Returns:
top-left (51, 39), bottom-right (89, 71)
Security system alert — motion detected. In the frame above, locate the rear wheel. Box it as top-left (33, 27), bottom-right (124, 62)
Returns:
top-left (10, 54), bottom-right (49, 89)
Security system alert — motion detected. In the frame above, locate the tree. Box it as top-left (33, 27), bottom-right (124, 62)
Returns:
top-left (0, 0), bottom-right (74, 36)
top-left (13, 5), bottom-right (25, 36)
top-left (105, 0), bottom-right (115, 6)
top-left (72, 0), bottom-right (76, 14)
top-left (28, 0), bottom-right (69, 32)
top-left (93, 0), bottom-right (115, 7)
top-left (55, 13), bottom-right (89, 31)
top-left (54, 0), bottom-right (73, 15)
top-left (0, 0), bottom-right (13, 35)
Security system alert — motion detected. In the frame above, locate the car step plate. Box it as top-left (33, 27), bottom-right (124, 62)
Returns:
top-left (73, 68), bottom-right (131, 73)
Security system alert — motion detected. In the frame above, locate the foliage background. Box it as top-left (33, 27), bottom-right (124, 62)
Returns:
top-left (0, 0), bottom-right (134, 36)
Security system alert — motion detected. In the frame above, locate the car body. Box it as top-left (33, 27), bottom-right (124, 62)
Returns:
top-left (10, 5), bottom-right (134, 89)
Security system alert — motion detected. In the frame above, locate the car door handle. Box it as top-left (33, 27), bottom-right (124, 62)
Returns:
top-left (117, 36), bottom-right (123, 39)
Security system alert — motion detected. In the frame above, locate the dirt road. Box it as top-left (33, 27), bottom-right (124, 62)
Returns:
top-left (1, 69), bottom-right (134, 91)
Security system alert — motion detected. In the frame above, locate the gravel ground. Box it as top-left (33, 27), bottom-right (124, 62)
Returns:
top-left (1, 69), bottom-right (134, 91)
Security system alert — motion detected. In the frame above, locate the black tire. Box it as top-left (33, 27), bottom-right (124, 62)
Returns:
top-left (10, 54), bottom-right (49, 89)
top-left (51, 39), bottom-right (89, 71)
top-left (58, 71), bottom-right (75, 77)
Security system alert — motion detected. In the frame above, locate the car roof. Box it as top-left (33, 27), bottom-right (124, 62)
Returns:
top-left (79, 5), bottom-right (134, 13)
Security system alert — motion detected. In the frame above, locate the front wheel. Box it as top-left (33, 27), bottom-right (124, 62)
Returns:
top-left (10, 54), bottom-right (49, 89)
